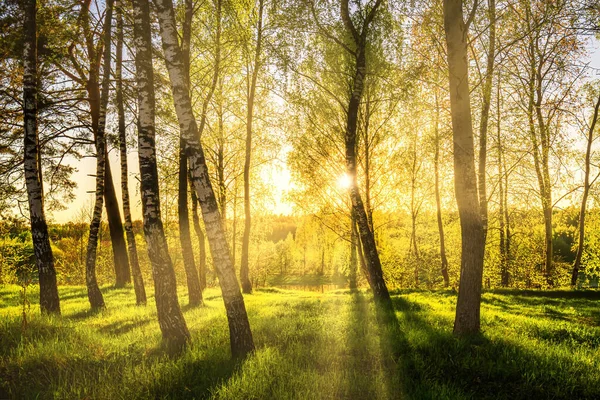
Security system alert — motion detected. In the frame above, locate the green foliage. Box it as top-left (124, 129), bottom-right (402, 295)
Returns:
top-left (1, 286), bottom-right (599, 399)
top-left (1, 236), bottom-right (36, 285)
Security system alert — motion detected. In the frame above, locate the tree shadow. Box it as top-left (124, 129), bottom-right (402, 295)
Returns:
top-left (0, 316), bottom-right (70, 358)
top-left (371, 295), bottom-right (600, 399)
top-left (137, 354), bottom-right (237, 399)
top-left (487, 289), bottom-right (600, 300)
top-left (345, 291), bottom-right (405, 399)
top-left (97, 317), bottom-right (154, 336)
top-left (483, 294), bottom-right (600, 326)
top-left (65, 307), bottom-right (104, 321)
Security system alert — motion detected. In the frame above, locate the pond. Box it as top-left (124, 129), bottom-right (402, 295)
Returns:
top-left (276, 284), bottom-right (347, 292)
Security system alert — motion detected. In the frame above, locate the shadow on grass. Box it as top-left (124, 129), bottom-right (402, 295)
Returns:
top-left (483, 294), bottom-right (600, 327)
top-left (369, 295), bottom-right (600, 399)
top-left (66, 307), bottom-right (104, 321)
top-left (98, 317), bottom-right (154, 336)
top-left (0, 317), bottom-right (68, 358)
top-left (487, 289), bottom-right (600, 300)
top-left (346, 291), bottom-right (405, 399)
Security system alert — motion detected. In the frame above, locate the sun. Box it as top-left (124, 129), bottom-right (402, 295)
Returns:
top-left (337, 173), bottom-right (352, 189)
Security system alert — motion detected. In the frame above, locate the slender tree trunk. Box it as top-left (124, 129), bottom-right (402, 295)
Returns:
top-left (82, 0), bottom-right (130, 288)
top-left (86, 0), bottom-right (118, 310)
top-left (106, 161), bottom-right (131, 286)
top-left (131, 0), bottom-right (190, 350)
top-left (410, 213), bottom-right (419, 286)
top-left (355, 222), bottom-right (370, 286)
top-left (496, 77), bottom-right (509, 287)
top-left (434, 91), bottom-right (450, 287)
top-left (341, 0), bottom-right (390, 305)
top-left (232, 181), bottom-right (237, 266)
top-left (179, 139), bottom-right (203, 306)
top-left (190, 183), bottom-right (207, 290)
top-left (241, 0), bottom-right (264, 294)
top-left (363, 99), bottom-right (374, 232)
top-left (23, 0), bottom-right (61, 314)
top-left (116, 0), bottom-right (146, 305)
top-left (572, 94), bottom-right (600, 286)
top-left (443, 0), bottom-right (485, 335)
top-left (320, 243), bottom-right (325, 275)
top-left (349, 208), bottom-right (358, 289)
top-left (524, 4), bottom-right (553, 286)
top-left (216, 84), bottom-right (227, 225)
top-left (178, 0), bottom-right (203, 306)
top-left (409, 136), bottom-right (420, 287)
top-left (154, 0), bottom-right (254, 358)
top-left (478, 0), bottom-right (496, 241)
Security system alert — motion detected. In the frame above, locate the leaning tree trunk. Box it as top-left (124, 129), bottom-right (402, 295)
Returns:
top-left (341, 0), bottom-right (390, 305)
top-left (131, 0), bottom-right (190, 350)
top-left (105, 161), bottom-right (131, 286)
top-left (154, 0), bottom-right (254, 358)
top-left (23, 0), bottom-right (61, 314)
top-left (85, 0), bottom-right (117, 310)
top-left (116, 0), bottom-right (146, 305)
top-left (241, 0), bottom-right (264, 294)
top-left (572, 94), bottom-right (600, 286)
top-left (434, 91), bottom-right (450, 287)
top-left (443, 0), bottom-right (485, 336)
top-left (177, 0), bottom-right (203, 306)
top-left (89, 74), bottom-right (131, 287)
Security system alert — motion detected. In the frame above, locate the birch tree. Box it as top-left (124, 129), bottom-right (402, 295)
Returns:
top-left (241, 0), bottom-right (265, 295)
top-left (22, 0), bottom-right (61, 314)
top-left (340, 0), bottom-right (391, 304)
top-left (85, 0), bottom-right (116, 310)
top-left (116, 0), bottom-right (146, 305)
top-left (153, 0), bottom-right (255, 358)
top-left (178, 0), bottom-right (203, 307)
top-left (131, 0), bottom-right (190, 349)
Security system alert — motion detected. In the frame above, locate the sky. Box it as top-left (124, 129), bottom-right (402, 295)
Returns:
top-left (50, 141), bottom-right (295, 223)
top-left (49, 36), bottom-right (600, 224)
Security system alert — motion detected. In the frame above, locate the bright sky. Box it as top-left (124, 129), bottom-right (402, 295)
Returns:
top-left (50, 140), bottom-right (296, 223)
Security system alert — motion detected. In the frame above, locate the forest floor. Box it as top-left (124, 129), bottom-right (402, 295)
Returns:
top-left (1, 284), bottom-right (600, 399)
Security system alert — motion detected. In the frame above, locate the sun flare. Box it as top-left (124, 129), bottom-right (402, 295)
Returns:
top-left (337, 173), bottom-right (352, 189)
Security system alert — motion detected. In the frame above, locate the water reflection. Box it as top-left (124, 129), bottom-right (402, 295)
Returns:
top-left (277, 284), bottom-right (347, 293)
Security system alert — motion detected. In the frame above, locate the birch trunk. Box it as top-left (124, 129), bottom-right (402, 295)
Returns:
top-left (191, 183), bottom-right (208, 290)
top-left (23, 0), bottom-right (61, 314)
top-left (341, 0), bottom-right (390, 305)
top-left (116, 0), bottom-right (146, 305)
top-left (132, 0), bottom-right (190, 349)
top-left (154, 0), bottom-right (254, 358)
top-left (81, 0), bottom-right (130, 287)
top-left (241, 0), bottom-right (264, 294)
top-left (179, 138), bottom-right (203, 306)
top-left (443, 0), bottom-right (485, 335)
top-left (86, 0), bottom-right (117, 310)
top-left (178, 0), bottom-right (203, 306)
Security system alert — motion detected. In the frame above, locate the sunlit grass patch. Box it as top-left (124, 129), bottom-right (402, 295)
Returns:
top-left (1, 285), bottom-right (599, 399)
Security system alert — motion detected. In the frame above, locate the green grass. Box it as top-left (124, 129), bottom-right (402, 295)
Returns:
top-left (1, 285), bottom-right (600, 399)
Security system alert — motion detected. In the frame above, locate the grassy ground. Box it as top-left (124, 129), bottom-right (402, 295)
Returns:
top-left (1, 285), bottom-right (600, 399)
